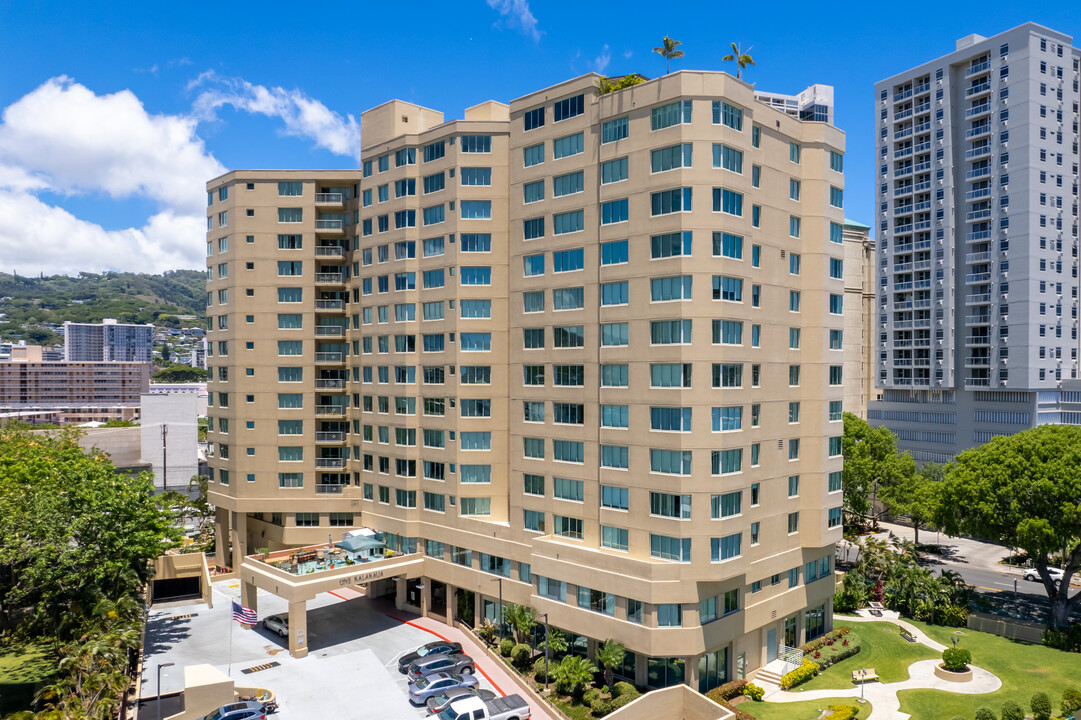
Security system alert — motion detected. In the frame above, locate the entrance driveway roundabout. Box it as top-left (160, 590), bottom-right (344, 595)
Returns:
top-left (763, 611), bottom-right (1002, 720)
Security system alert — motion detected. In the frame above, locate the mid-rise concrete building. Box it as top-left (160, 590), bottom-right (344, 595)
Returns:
top-left (206, 71), bottom-right (846, 690)
top-left (842, 219), bottom-right (878, 417)
top-left (0, 353), bottom-right (149, 423)
top-left (870, 23), bottom-right (1081, 460)
top-left (64, 318), bottom-right (155, 363)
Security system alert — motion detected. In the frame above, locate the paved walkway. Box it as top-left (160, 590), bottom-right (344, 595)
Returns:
top-left (764, 610), bottom-right (1002, 720)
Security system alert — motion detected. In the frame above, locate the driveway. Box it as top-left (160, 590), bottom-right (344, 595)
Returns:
top-left (141, 582), bottom-right (503, 719)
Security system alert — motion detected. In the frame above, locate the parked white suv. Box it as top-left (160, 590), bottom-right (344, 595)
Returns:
top-left (1023, 567), bottom-right (1064, 583)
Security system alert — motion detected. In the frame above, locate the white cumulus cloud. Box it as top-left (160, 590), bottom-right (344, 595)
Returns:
top-left (486, 0), bottom-right (541, 42)
top-left (594, 45), bottom-right (611, 74)
top-left (0, 76), bottom-right (225, 274)
top-left (190, 72), bottom-right (361, 162)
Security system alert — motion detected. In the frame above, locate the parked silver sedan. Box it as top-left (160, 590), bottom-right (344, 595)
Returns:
top-left (407, 672), bottom-right (479, 705)
top-left (261, 614), bottom-right (288, 637)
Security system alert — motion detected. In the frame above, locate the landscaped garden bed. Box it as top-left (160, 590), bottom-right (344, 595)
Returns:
top-left (795, 622), bottom-right (937, 691)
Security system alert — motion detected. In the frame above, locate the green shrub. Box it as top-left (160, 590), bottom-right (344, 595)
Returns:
top-left (1000, 700), bottom-right (1024, 720)
top-left (610, 693), bottom-right (638, 711)
top-left (1030, 692), bottom-right (1052, 720)
top-left (743, 683), bottom-right (765, 702)
top-left (589, 698), bottom-right (613, 717)
top-left (779, 658), bottom-right (819, 690)
top-left (533, 656), bottom-right (550, 683)
top-left (511, 642), bottom-right (532, 668)
top-left (499, 638), bottom-right (514, 657)
top-left (1062, 687), bottom-right (1081, 715)
top-left (1043, 624), bottom-right (1081, 652)
top-left (705, 679), bottom-right (748, 703)
top-left (612, 681), bottom-right (637, 699)
top-left (824, 706), bottom-right (860, 720)
top-left (941, 647), bottom-right (972, 672)
top-left (974, 708), bottom-right (996, 720)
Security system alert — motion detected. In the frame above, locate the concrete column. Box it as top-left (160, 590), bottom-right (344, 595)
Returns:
top-left (420, 577), bottom-right (431, 617)
top-left (634, 652), bottom-right (649, 688)
top-left (395, 576), bottom-right (407, 611)
top-left (684, 655), bottom-right (699, 691)
top-left (230, 511), bottom-right (247, 571)
top-left (213, 507), bottom-right (228, 570)
top-left (586, 637), bottom-right (599, 662)
top-left (287, 600), bottom-right (308, 659)
top-left (473, 592), bottom-right (482, 628)
top-left (446, 584), bottom-right (457, 623)
top-left (241, 581), bottom-right (258, 615)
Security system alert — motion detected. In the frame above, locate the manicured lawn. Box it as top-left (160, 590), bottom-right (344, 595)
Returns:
top-left (742, 697), bottom-right (872, 720)
top-left (0, 641), bottom-right (59, 714)
top-left (796, 623), bottom-right (938, 690)
top-left (897, 620), bottom-right (1081, 720)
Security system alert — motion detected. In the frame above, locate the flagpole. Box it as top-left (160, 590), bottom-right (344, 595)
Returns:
top-left (228, 603), bottom-right (234, 677)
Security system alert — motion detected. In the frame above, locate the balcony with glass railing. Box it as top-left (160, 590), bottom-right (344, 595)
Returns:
top-left (965, 230), bottom-right (992, 243)
top-left (965, 293), bottom-right (992, 305)
top-left (966, 187), bottom-right (992, 201)
top-left (315, 192), bottom-right (344, 205)
top-left (965, 60), bottom-right (991, 78)
top-left (315, 378), bottom-right (346, 390)
top-left (966, 125), bottom-right (991, 139)
top-left (315, 272), bottom-right (345, 285)
top-left (315, 218), bottom-right (344, 234)
top-left (966, 209), bottom-right (992, 222)
top-left (315, 458), bottom-right (347, 469)
top-left (894, 88), bottom-right (913, 102)
top-left (315, 325), bottom-right (345, 337)
top-left (965, 103), bottom-right (991, 118)
top-left (965, 145), bottom-right (991, 160)
top-left (315, 352), bottom-right (345, 365)
top-left (966, 166), bottom-right (991, 180)
top-left (315, 245), bottom-right (345, 258)
top-left (315, 299), bottom-right (345, 312)
top-left (965, 81), bottom-right (991, 98)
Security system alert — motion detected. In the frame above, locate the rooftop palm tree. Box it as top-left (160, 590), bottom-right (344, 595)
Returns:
top-left (653, 36), bottom-right (684, 75)
top-left (722, 42), bottom-right (755, 80)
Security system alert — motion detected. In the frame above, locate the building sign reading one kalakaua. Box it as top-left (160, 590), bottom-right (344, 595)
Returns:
top-left (339, 569), bottom-right (385, 585)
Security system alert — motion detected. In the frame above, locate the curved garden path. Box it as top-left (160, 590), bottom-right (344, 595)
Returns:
top-left (764, 611), bottom-right (1002, 720)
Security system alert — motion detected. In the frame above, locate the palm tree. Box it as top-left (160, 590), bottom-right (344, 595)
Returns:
top-left (722, 42), bottom-right (756, 80)
top-left (551, 655), bottom-right (597, 699)
top-left (538, 627), bottom-right (568, 658)
top-left (503, 603), bottom-right (537, 646)
top-left (594, 639), bottom-right (625, 690)
top-left (653, 36), bottom-right (684, 75)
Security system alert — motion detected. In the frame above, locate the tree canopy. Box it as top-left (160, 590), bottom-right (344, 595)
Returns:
top-left (841, 412), bottom-right (915, 526)
top-left (934, 424), bottom-right (1081, 628)
top-left (0, 426), bottom-right (180, 638)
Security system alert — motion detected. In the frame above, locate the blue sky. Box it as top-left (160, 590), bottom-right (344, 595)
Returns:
top-left (1, 1), bottom-right (1079, 274)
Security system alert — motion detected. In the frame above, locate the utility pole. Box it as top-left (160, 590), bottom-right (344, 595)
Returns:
top-left (161, 423), bottom-right (168, 492)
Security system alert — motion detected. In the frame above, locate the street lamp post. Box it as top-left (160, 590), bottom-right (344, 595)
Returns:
top-left (156, 662), bottom-right (175, 720)
top-left (490, 577), bottom-right (503, 642)
top-left (858, 668), bottom-right (866, 704)
top-left (542, 612), bottom-right (550, 693)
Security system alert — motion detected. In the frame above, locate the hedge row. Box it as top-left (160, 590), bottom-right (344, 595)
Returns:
top-left (780, 658), bottom-right (820, 690)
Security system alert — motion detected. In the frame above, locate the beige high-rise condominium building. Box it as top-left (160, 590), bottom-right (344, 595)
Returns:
top-left (206, 71), bottom-right (846, 691)
top-left (842, 219), bottom-right (878, 417)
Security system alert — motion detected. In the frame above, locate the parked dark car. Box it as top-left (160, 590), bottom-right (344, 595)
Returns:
top-left (398, 640), bottom-right (464, 672)
top-left (407, 653), bottom-right (476, 679)
top-left (426, 688), bottom-right (497, 714)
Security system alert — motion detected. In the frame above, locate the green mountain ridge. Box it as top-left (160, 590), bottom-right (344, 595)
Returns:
top-left (0, 270), bottom-right (207, 345)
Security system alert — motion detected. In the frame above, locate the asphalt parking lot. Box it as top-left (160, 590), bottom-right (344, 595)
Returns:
top-left (141, 581), bottom-right (499, 718)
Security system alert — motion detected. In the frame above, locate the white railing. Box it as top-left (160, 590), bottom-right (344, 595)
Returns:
top-left (315, 192), bottom-right (344, 203)
top-left (316, 272), bottom-right (344, 284)
top-left (315, 218), bottom-right (344, 230)
top-left (315, 458), bottom-right (346, 469)
top-left (315, 299), bottom-right (344, 310)
top-left (315, 378), bottom-right (345, 389)
top-left (779, 645), bottom-right (804, 676)
top-left (315, 352), bottom-right (344, 363)
top-left (316, 431), bottom-right (346, 442)
top-left (315, 246), bottom-right (344, 257)
top-left (315, 405), bottom-right (346, 416)
top-left (315, 325), bottom-right (345, 337)
top-left (315, 482), bottom-right (345, 493)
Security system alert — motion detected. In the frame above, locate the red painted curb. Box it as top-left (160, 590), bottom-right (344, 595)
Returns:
top-left (327, 590), bottom-right (350, 601)
top-left (387, 614), bottom-right (506, 697)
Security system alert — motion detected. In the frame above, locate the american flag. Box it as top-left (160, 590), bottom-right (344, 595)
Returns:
top-left (232, 601), bottom-right (257, 625)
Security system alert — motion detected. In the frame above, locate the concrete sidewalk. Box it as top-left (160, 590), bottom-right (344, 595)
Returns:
top-left (865, 521), bottom-right (1012, 574)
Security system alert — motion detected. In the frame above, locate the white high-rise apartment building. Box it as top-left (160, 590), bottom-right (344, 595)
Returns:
top-left (869, 23), bottom-right (1081, 461)
top-left (64, 318), bottom-right (155, 363)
